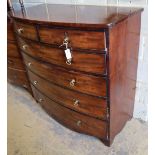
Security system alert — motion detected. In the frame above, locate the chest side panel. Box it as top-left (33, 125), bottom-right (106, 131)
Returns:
top-left (109, 13), bottom-right (141, 143)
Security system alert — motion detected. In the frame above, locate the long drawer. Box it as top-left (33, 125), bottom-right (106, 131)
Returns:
top-left (18, 37), bottom-right (107, 75)
top-left (8, 57), bottom-right (25, 70)
top-left (7, 41), bottom-right (21, 58)
top-left (32, 85), bottom-right (107, 139)
top-left (22, 52), bottom-right (107, 97)
top-left (7, 67), bottom-right (29, 88)
top-left (28, 70), bottom-right (107, 119)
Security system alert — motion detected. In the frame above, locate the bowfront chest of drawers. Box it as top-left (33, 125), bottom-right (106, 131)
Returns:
top-left (11, 4), bottom-right (143, 146)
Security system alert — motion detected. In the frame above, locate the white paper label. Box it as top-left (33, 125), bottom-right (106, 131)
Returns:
top-left (64, 48), bottom-right (72, 60)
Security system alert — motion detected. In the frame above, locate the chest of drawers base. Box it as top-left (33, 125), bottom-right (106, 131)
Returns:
top-left (11, 4), bottom-right (143, 146)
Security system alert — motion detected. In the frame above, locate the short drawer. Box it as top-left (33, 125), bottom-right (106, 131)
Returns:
top-left (32, 85), bottom-right (107, 139)
top-left (7, 41), bottom-right (21, 58)
top-left (28, 70), bottom-right (107, 120)
top-left (39, 27), bottom-right (106, 50)
top-left (14, 20), bottom-right (37, 40)
top-left (7, 67), bottom-right (29, 88)
top-left (8, 57), bottom-right (25, 70)
top-left (23, 52), bottom-right (107, 97)
top-left (18, 38), bottom-right (107, 75)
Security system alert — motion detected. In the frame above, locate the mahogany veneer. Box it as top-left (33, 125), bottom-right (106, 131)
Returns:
top-left (10, 4), bottom-right (143, 146)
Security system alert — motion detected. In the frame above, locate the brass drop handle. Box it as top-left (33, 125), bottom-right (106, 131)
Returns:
top-left (17, 28), bottom-right (24, 34)
top-left (73, 99), bottom-right (79, 106)
top-left (77, 120), bottom-right (81, 126)
top-left (27, 62), bottom-right (32, 67)
top-left (33, 81), bottom-right (38, 85)
top-left (22, 44), bottom-right (28, 50)
top-left (59, 32), bottom-right (69, 48)
top-left (38, 98), bottom-right (43, 103)
top-left (70, 79), bottom-right (76, 87)
top-left (59, 39), bottom-right (69, 48)
top-left (64, 36), bottom-right (69, 42)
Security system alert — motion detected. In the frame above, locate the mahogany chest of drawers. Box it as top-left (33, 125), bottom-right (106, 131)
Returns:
top-left (10, 4), bottom-right (143, 146)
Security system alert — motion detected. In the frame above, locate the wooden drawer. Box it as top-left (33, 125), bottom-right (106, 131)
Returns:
top-left (7, 41), bottom-right (21, 58)
top-left (7, 67), bottom-right (29, 88)
top-left (8, 57), bottom-right (25, 70)
top-left (23, 52), bottom-right (107, 97)
top-left (18, 38), bottom-right (107, 75)
top-left (28, 70), bottom-right (107, 119)
top-left (39, 27), bottom-right (106, 50)
top-left (14, 20), bottom-right (37, 40)
top-left (32, 85), bottom-right (107, 139)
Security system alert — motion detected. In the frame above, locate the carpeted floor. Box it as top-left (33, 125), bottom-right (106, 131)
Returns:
top-left (7, 83), bottom-right (148, 155)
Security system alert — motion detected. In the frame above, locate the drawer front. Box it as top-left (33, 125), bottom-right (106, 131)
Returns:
top-left (23, 52), bottom-right (106, 97)
top-left (18, 38), bottom-right (106, 75)
top-left (8, 57), bottom-right (25, 70)
top-left (28, 70), bottom-right (107, 119)
top-left (7, 68), bottom-right (29, 88)
top-left (39, 27), bottom-right (106, 50)
top-left (32, 85), bottom-right (107, 139)
top-left (7, 41), bottom-right (21, 58)
top-left (14, 21), bottom-right (37, 40)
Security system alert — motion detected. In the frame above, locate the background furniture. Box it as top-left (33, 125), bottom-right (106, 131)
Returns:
top-left (7, 1), bottom-right (32, 93)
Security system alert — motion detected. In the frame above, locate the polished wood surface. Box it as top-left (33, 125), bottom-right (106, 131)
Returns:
top-left (18, 37), bottom-right (106, 75)
top-left (32, 85), bottom-right (107, 139)
top-left (22, 52), bottom-right (107, 97)
top-left (28, 70), bottom-right (107, 119)
top-left (8, 57), bottom-right (25, 70)
top-left (11, 4), bottom-right (143, 29)
top-left (11, 4), bottom-right (143, 146)
top-left (39, 27), bottom-right (105, 50)
top-left (7, 41), bottom-right (21, 58)
top-left (109, 13), bottom-right (141, 144)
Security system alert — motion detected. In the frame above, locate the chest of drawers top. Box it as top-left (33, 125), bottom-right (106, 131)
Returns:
top-left (11, 4), bottom-right (143, 29)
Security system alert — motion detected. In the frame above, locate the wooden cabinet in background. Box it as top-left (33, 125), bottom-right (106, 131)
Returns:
top-left (7, 14), bottom-right (32, 93)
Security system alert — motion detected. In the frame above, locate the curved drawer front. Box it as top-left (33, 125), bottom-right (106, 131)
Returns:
top-left (8, 57), bottom-right (25, 70)
top-left (7, 41), bottom-right (21, 58)
top-left (14, 21), bottom-right (37, 40)
top-left (7, 68), bottom-right (29, 88)
top-left (23, 52), bottom-right (106, 97)
top-left (32, 85), bottom-right (107, 139)
top-left (18, 38), bottom-right (106, 75)
top-left (28, 70), bottom-right (107, 119)
top-left (39, 27), bottom-right (106, 50)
